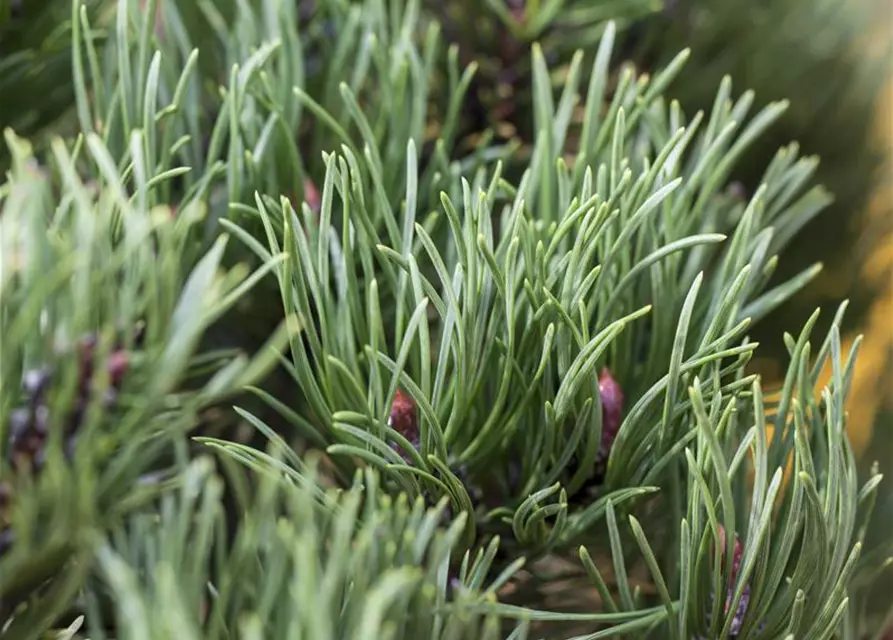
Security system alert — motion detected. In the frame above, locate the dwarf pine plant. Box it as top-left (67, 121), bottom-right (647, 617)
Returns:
top-left (0, 0), bottom-right (890, 638)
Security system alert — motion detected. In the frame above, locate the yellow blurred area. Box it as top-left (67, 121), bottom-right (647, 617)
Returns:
top-left (815, 68), bottom-right (893, 459)
top-left (759, 22), bottom-right (892, 474)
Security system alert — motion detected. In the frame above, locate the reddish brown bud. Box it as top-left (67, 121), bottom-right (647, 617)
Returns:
top-left (388, 389), bottom-right (419, 448)
top-left (715, 524), bottom-right (750, 634)
top-left (716, 525), bottom-right (744, 581)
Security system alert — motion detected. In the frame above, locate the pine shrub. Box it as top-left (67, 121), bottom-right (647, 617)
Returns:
top-left (1, 1), bottom-right (890, 638)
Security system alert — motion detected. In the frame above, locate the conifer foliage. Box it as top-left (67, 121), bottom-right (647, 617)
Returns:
top-left (0, 0), bottom-right (890, 638)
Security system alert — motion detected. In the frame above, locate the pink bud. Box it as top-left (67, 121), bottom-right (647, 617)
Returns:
top-left (107, 350), bottom-right (129, 387)
top-left (598, 368), bottom-right (624, 460)
top-left (303, 178), bottom-right (321, 213)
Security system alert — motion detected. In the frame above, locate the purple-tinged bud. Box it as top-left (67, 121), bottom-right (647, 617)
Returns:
top-left (714, 525), bottom-right (751, 637)
top-left (597, 368), bottom-right (624, 464)
top-left (388, 389), bottom-right (419, 461)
